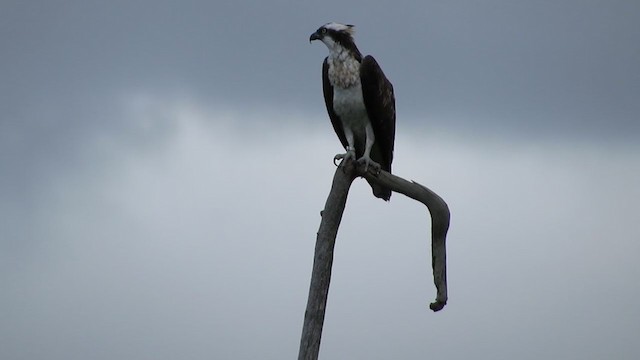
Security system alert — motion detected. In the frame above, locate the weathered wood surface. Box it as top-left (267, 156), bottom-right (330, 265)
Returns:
top-left (298, 160), bottom-right (450, 360)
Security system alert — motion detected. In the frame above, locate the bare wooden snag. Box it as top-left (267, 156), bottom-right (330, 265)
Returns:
top-left (298, 159), bottom-right (450, 360)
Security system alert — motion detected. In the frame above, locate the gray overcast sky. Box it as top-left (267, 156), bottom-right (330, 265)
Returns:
top-left (1, 1), bottom-right (639, 359)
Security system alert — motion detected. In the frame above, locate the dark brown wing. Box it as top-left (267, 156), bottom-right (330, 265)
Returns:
top-left (322, 57), bottom-right (348, 149)
top-left (360, 55), bottom-right (396, 174)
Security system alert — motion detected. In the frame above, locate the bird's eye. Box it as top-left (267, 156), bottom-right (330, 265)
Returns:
top-left (321, 28), bottom-right (327, 34)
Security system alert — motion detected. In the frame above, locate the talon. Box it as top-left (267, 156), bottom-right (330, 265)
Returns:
top-left (357, 156), bottom-right (381, 173)
top-left (333, 154), bottom-right (343, 167)
top-left (333, 149), bottom-right (356, 167)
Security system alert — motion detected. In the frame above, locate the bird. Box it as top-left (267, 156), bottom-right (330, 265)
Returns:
top-left (310, 22), bottom-right (396, 201)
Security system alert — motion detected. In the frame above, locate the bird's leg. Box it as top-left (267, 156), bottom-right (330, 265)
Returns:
top-left (357, 123), bottom-right (381, 172)
top-left (334, 127), bottom-right (357, 166)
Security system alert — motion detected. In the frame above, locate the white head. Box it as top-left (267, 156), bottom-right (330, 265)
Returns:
top-left (310, 22), bottom-right (361, 58)
top-left (323, 22), bottom-right (355, 36)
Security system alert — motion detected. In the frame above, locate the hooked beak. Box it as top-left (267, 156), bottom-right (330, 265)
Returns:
top-left (309, 31), bottom-right (321, 43)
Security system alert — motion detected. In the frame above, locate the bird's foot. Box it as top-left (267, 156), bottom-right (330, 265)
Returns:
top-left (357, 155), bottom-right (381, 173)
top-left (333, 148), bottom-right (357, 167)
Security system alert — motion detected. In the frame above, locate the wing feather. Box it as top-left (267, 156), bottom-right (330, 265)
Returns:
top-left (322, 57), bottom-right (348, 149)
top-left (360, 55), bottom-right (396, 173)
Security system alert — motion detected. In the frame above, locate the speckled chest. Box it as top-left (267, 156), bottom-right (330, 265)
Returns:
top-left (327, 54), bottom-right (361, 89)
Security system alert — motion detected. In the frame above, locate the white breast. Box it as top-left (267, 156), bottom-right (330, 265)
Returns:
top-left (333, 83), bottom-right (369, 131)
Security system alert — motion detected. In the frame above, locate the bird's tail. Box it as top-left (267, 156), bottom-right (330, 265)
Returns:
top-left (367, 179), bottom-right (392, 201)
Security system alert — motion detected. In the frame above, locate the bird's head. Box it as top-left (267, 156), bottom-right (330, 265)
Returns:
top-left (310, 22), bottom-right (359, 54)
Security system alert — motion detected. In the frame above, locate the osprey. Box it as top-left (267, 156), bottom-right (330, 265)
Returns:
top-left (310, 22), bottom-right (396, 201)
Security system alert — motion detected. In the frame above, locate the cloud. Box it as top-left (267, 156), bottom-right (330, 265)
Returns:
top-left (3, 1), bottom-right (639, 357)
top-left (2, 1), bottom-right (639, 143)
top-left (2, 93), bottom-right (639, 359)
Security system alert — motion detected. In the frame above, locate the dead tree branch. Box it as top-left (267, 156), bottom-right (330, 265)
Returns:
top-left (298, 159), bottom-right (450, 360)
top-left (360, 165), bottom-right (450, 310)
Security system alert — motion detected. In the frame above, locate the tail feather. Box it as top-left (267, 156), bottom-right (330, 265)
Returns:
top-left (367, 179), bottom-right (391, 201)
